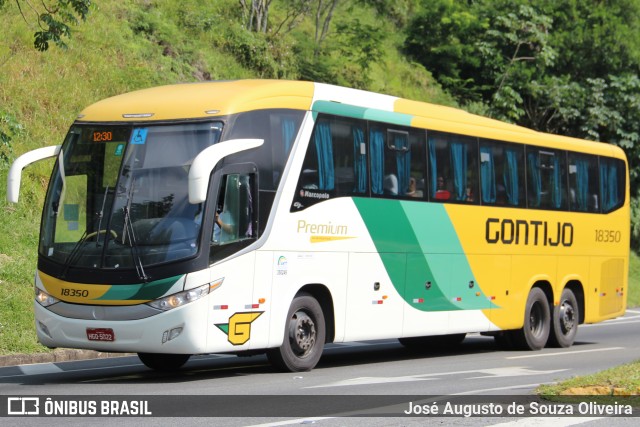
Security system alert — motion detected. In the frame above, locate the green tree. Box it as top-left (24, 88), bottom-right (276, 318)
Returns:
top-left (405, 0), bottom-right (640, 249)
top-left (334, 18), bottom-right (384, 88)
top-left (0, 0), bottom-right (93, 167)
top-left (4, 0), bottom-right (93, 51)
top-left (404, 0), bottom-right (486, 102)
top-left (480, 5), bottom-right (555, 121)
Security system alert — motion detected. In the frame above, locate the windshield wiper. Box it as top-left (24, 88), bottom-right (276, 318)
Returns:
top-left (95, 186), bottom-right (110, 247)
top-left (60, 230), bottom-right (88, 279)
top-left (121, 178), bottom-right (148, 282)
top-left (61, 185), bottom-right (114, 277)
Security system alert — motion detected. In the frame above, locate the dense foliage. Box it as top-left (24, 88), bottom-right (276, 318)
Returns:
top-left (405, 0), bottom-right (640, 248)
top-left (2, 0), bottom-right (639, 249)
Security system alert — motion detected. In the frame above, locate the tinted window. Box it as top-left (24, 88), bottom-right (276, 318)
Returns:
top-left (568, 153), bottom-right (600, 212)
top-left (479, 139), bottom-right (525, 207)
top-left (526, 147), bottom-right (567, 210)
top-left (427, 131), bottom-right (478, 203)
top-left (600, 157), bottom-right (626, 213)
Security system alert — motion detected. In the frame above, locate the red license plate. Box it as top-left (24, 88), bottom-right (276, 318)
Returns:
top-left (86, 328), bottom-right (115, 342)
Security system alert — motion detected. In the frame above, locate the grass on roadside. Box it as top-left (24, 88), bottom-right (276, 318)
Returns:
top-left (537, 359), bottom-right (640, 401)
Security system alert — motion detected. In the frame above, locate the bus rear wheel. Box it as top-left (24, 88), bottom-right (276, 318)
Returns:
top-left (512, 287), bottom-right (550, 350)
top-left (548, 288), bottom-right (579, 348)
top-left (267, 293), bottom-right (325, 372)
top-left (138, 353), bottom-right (190, 371)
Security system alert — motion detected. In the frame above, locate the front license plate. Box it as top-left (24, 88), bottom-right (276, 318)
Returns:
top-left (86, 328), bottom-right (115, 342)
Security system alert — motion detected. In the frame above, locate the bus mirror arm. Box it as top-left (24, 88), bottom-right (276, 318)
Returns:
top-left (7, 145), bottom-right (62, 203)
top-left (188, 138), bottom-right (264, 204)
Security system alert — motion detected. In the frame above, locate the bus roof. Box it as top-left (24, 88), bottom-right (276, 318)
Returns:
top-left (77, 80), bottom-right (316, 122)
top-left (77, 79), bottom-right (625, 160)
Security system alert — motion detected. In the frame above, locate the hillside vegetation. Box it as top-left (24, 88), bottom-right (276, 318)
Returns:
top-left (0, 0), bottom-right (450, 354)
top-left (0, 0), bottom-right (638, 355)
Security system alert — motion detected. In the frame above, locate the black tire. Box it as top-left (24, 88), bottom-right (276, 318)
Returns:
top-left (267, 293), bottom-right (325, 372)
top-left (511, 287), bottom-right (550, 350)
top-left (548, 288), bottom-right (579, 348)
top-left (138, 353), bottom-right (190, 371)
top-left (399, 333), bottom-right (466, 350)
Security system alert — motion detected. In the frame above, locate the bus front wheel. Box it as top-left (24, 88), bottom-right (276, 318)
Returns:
top-left (267, 293), bottom-right (325, 372)
top-left (548, 288), bottom-right (579, 348)
top-left (512, 288), bottom-right (550, 350)
top-left (138, 353), bottom-right (190, 371)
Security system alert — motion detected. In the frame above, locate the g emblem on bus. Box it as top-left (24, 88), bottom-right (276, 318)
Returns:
top-left (215, 312), bottom-right (263, 345)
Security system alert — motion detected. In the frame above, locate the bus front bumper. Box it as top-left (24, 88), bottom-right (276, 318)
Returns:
top-left (34, 297), bottom-right (210, 354)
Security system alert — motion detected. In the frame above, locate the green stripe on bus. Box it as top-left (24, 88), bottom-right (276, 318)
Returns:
top-left (97, 275), bottom-right (183, 301)
top-left (353, 198), bottom-right (496, 311)
top-left (312, 101), bottom-right (413, 127)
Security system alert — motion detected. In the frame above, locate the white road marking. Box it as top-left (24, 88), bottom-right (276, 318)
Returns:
top-left (506, 347), bottom-right (623, 359)
top-left (242, 417), bottom-right (335, 427)
top-left (465, 367), bottom-right (567, 379)
top-left (583, 318), bottom-right (640, 327)
top-left (306, 375), bottom-right (437, 388)
top-left (490, 417), bottom-right (603, 427)
top-left (306, 367), bottom-right (566, 388)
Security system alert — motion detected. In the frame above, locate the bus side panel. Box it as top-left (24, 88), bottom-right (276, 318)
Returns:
top-left (402, 253), bottom-right (450, 338)
top-left (344, 252), bottom-right (404, 341)
top-left (206, 252), bottom-right (257, 352)
top-left (449, 254), bottom-right (492, 331)
top-left (585, 256), bottom-right (627, 323)
top-left (467, 254), bottom-right (511, 332)
top-left (248, 251), bottom-right (275, 350)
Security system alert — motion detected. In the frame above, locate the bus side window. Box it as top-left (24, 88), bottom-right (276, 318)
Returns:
top-left (371, 126), bottom-right (425, 199)
top-left (292, 115), bottom-right (368, 211)
top-left (212, 173), bottom-right (255, 246)
top-left (428, 131), bottom-right (477, 203)
top-left (568, 153), bottom-right (599, 212)
top-left (600, 158), bottom-right (625, 213)
top-left (527, 148), bottom-right (567, 210)
top-left (480, 140), bottom-right (525, 207)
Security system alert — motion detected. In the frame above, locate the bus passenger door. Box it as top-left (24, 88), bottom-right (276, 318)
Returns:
top-left (207, 169), bottom-right (263, 351)
top-left (344, 253), bottom-right (404, 341)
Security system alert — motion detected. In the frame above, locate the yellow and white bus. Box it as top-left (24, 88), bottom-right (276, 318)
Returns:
top-left (7, 80), bottom-right (629, 371)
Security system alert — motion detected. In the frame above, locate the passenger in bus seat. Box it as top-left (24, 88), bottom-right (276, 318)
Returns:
top-left (465, 187), bottom-right (474, 202)
top-left (434, 176), bottom-right (451, 200)
top-left (384, 174), bottom-right (398, 195)
top-left (407, 177), bottom-right (423, 197)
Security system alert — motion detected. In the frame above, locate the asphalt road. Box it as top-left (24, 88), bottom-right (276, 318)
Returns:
top-left (1, 309), bottom-right (640, 426)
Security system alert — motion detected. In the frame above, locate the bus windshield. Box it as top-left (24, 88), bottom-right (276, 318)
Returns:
top-left (39, 122), bottom-right (223, 272)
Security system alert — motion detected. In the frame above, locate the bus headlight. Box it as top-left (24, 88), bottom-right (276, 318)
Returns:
top-left (35, 287), bottom-right (59, 307)
top-left (146, 279), bottom-right (223, 311)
